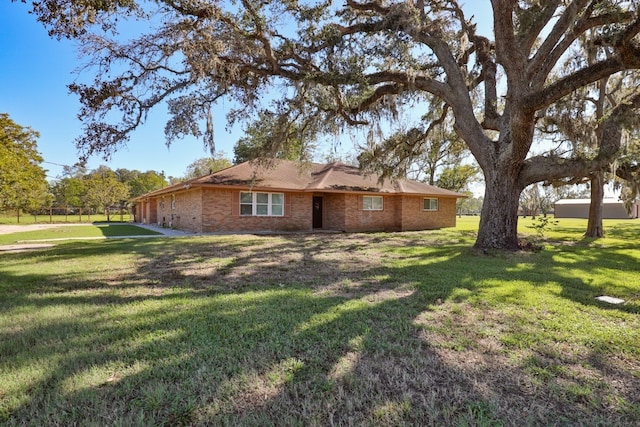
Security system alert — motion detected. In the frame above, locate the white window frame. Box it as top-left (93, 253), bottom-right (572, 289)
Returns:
top-left (423, 198), bottom-right (438, 211)
top-left (240, 192), bottom-right (284, 216)
top-left (363, 195), bottom-right (383, 211)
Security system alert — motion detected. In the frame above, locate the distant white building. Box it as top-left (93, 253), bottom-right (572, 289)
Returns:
top-left (554, 198), bottom-right (640, 219)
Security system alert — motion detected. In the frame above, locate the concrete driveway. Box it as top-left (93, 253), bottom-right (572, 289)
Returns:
top-left (0, 223), bottom-right (191, 253)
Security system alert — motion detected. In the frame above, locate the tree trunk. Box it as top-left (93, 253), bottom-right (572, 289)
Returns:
top-left (475, 172), bottom-right (522, 251)
top-left (585, 171), bottom-right (605, 237)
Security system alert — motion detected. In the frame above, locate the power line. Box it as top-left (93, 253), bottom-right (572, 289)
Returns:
top-left (42, 161), bottom-right (68, 167)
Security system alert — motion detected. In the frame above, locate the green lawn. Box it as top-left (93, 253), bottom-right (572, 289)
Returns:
top-left (0, 224), bottom-right (161, 245)
top-left (0, 218), bottom-right (638, 426)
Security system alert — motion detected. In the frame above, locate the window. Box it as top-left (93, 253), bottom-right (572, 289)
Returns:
top-left (240, 192), bottom-right (284, 216)
top-left (271, 193), bottom-right (284, 216)
top-left (423, 198), bottom-right (438, 211)
top-left (363, 196), bottom-right (383, 211)
top-left (171, 194), bottom-right (176, 210)
top-left (240, 192), bottom-right (253, 215)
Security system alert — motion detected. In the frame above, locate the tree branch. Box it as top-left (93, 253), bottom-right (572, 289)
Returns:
top-left (523, 56), bottom-right (640, 113)
top-left (345, 0), bottom-right (390, 15)
top-left (520, 91), bottom-right (640, 186)
top-left (491, 0), bottom-right (525, 80)
top-left (528, 0), bottom-right (590, 84)
top-left (530, 3), bottom-right (636, 88)
top-left (515, 0), bottom-right (562, 54)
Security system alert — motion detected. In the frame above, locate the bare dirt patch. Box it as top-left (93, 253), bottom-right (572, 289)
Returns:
top-left (136, 233), bottom-right (409, 297)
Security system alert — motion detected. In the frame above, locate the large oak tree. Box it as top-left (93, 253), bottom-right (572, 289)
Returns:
top-left (25, 0), bottom-right (640, 249)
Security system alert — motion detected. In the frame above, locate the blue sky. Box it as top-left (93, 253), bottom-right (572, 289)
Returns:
top-left (0, 1), bottom-right (245, 180)
top-left (1, 2), bottom-right (491, 182)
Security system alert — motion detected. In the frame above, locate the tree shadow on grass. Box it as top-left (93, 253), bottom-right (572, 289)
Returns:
top-left (0, 232), bottom-right (638, 425)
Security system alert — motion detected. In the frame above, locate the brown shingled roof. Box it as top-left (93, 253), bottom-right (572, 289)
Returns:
top-left (193, 159), bottom-right (313, 190)
top-left (136, 159), bottom-right (466, 199)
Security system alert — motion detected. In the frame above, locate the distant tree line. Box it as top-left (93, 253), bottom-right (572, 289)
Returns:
top-left (48, 165), bottom-right (168, 222)
top-left (4, 163), bottom-right (169, 223)
top-left (0, 113), bottom-right (170, 222)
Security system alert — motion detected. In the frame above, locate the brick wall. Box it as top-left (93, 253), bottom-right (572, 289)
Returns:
top-left (146, 188), bottom-right (458, 233)
top-left (201, 188), bottom-right (312, 232)
top-left (154, 189), bottom-right (204, 232)
top-left (173, 190), bottom-right (204, 232)
top-left (329, 194), bottom-right (457, 232)
top-left (134, 200), bottom-right (145, 223)
top-left (322, 193), bottom-right (346, 230)
top-left (135, 200), bottom-right (158, 225)
top-left (343, 194), bottom-right (401, 232)
top-left (155, 195), bottom-right (169, 227)
top-left (394, 195), bottom-right (403, 230)
top-left (399, 196), bottom-right (457, 230)
top-left (201, 188), bottom-right (232, 231)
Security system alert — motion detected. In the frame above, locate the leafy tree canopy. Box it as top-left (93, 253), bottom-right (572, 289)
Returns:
top-left (359, 101), bottom-right (469, 184)
top-left (0, 112), bottom-right (48, 213)
top-left (51, 176), bottom-right (86, 208)
top-left (183, 153), bottom-right (232, 180)
top-left (436, 164), bottom-right (479, 193)
top-left (233, 111), bottom-right (317, 164)
top-left (23, 0), bottom-right (640, 249)
top-left (115, 168), bottom-right (168, 198)
top-left (84, 165), bottom-right (129, 220)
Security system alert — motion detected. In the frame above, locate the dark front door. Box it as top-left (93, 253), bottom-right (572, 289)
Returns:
top-left (312, 196), bottom-right (323, 229)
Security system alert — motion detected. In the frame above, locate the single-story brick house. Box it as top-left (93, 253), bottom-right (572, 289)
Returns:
top-left (133, 160), bottom-right (466, 233)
